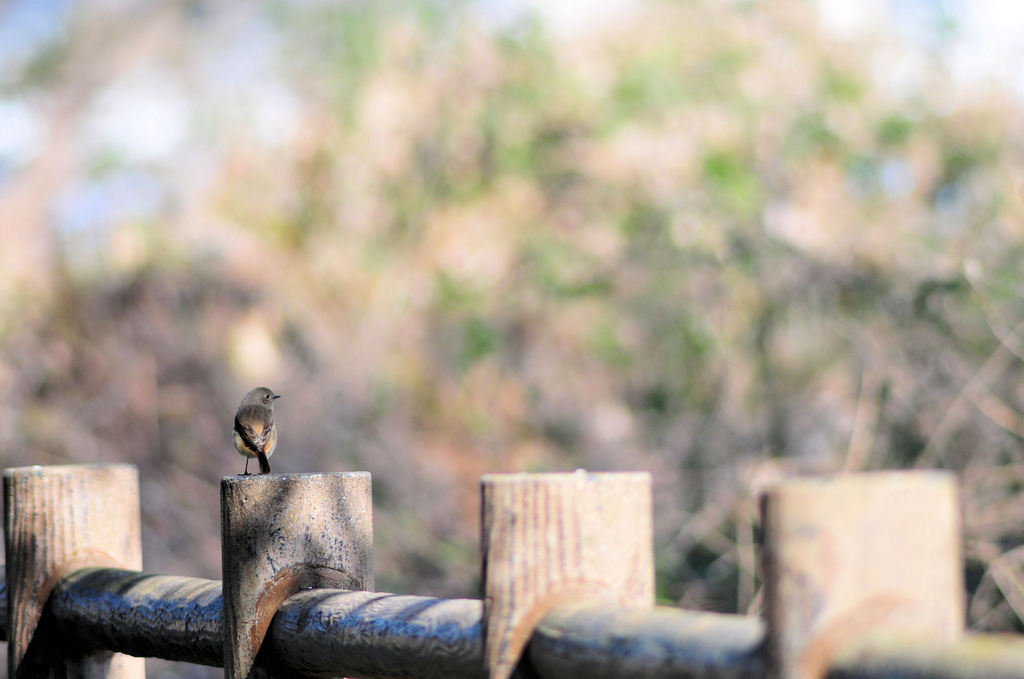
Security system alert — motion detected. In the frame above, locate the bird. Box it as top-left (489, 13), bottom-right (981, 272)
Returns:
top-left (232, 387), bottom-right (281, 475)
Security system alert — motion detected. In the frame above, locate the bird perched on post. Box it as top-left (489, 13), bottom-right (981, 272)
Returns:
top-left (233, 387), bottom-right (280, 475)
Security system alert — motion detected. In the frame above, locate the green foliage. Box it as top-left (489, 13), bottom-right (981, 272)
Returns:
top-left (525, 237), bottom-right (613, 299)
top-left (461, 315), bottom-right (499, 367)
top-left (876, 114), bottom-right (915, 147)
top-left (786, 111), bottom-right (843, 157)
top-left (822, 64), bottom-right (865, 102)
top-left (612, 50), bottom-right (691, 121)
top-left (588, 321), bottom-right (631, 367)
top-left (701, 149), bottom-right (763, 218)
top-left (272, 1), bottom-right (387, 123)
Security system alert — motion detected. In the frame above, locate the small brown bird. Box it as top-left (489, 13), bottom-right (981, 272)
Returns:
top-left (232, 387), bottom-right (281, 475)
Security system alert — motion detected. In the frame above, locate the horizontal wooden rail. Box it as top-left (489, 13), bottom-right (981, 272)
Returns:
top-left (2, 565), bottom-right (1024, 678)
top-left (7, 467), bottom-right (1024, 678)
top-left (527, 600), bottom-right (764, 679)
top-left (48, 568), bottom-right (222, 666)
top-left (7, 565), bottom-right (766, 678)
top-left (827, 632), bottom-right (1024, 679)
top-left (272, 588), bottom-right (483, 678)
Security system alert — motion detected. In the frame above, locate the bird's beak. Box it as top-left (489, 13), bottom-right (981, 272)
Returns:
top-left (273, 394), bottom-right (282, 399)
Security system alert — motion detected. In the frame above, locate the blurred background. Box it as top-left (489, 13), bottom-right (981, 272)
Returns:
top-left (3, 0), bottom-right (1024, 675)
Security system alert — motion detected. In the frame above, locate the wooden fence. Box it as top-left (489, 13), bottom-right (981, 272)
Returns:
top-left (3, 464), bottom-right (1024, 679)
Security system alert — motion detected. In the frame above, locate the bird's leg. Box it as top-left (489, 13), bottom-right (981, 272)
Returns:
top-left (243, 458), bottom-right (250, 476)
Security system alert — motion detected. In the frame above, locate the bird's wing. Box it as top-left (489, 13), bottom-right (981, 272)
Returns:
top-left (234, 407), bottom-right (273, 453)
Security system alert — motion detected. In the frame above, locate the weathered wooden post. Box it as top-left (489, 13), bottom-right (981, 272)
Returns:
top-left (760, 471), bottom-right (963, 679)
top-left (480, 471), bottom-right (654, 679)
top-left (4, 464), bottom-right (144, 679)
top-left (221, 472), bottom-right (373, 678)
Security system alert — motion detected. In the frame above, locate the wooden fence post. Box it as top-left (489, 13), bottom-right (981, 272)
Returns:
top-left (221, 472), bottom-right (374, 678)
top-left (481, 471), bottom-right (654, 679)
top-left (760, 471), bottom-right (963, 679)
top-left (4, 464), bottom-right (144, 679)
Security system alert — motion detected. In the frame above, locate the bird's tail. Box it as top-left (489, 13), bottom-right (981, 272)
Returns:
top-left (258, 450), bottom-right (271, 474)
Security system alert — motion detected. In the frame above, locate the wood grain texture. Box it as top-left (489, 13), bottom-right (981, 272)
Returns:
top-left (272, 589), bottom-right (483, 678)
top-left (3, 464), bottom-right (143, 679)
top-left (481, 471), bottom-right (654, 679)
top-left (530, 601), bottom-right (766, 679)
top-left (1, 564), bottom-right (1024, 678)
top-left (0, 565), bottom-right (761, 679)
top-left (760, 471), bottom-right (963, 679)
top-left (221, 471), bottom-right (373, 679)
top-left (827, 631), bottom-right (1024, 679)
top-left (49, 567), bottom-right (223, 666)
